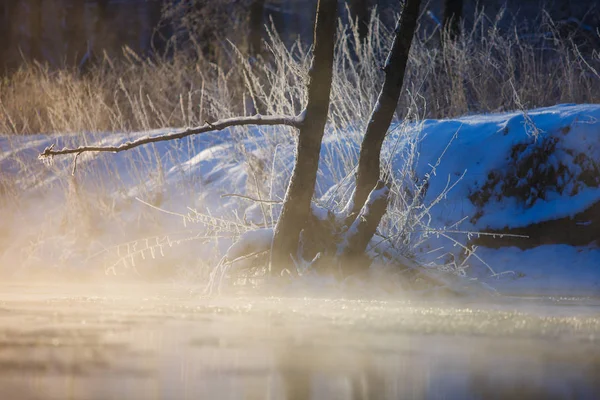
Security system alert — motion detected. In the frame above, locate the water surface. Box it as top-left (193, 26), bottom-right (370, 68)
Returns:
top-left (0, 283), bottom-right (598, 399)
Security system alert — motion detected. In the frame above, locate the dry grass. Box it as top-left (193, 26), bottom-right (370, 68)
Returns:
top-left (1, 7), bottom-right (599, 284)
top-left (1, 8), bottom-right (598, 136)
top-left (0, 51), bottom-right (239, 134)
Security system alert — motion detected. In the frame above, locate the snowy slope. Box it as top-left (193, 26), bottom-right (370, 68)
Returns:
top-left (384, 104), bottom-right (600, 295)
top-left (0, 104), bottom-right (598, 295)
top-left (399, 104), bottom-right (600, 232)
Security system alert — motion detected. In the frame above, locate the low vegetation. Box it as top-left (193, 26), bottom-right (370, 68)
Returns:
top-left (1, 5), bottom-right (599, 291)
top-left (1, 8), bottom-right (599, 135)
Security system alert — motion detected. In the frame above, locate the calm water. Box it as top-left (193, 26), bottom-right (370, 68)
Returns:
top-left (0, 283), bottom-right (598, 400)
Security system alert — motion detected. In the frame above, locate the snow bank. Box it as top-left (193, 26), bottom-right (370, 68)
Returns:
top-left (1, 104), bottom-right (598, 296)
top-left (394, 104), bottom-right (600, 232)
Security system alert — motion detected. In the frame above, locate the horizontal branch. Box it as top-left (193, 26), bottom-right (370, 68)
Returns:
top-left (39, 114), bottom-right (302, 158)
top-left (220, 193), bottom-right (282, 204)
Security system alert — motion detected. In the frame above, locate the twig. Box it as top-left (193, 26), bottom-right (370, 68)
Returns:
top-left (71, 151), bottom-right (82, 176)
top-left (220, 193), bottom-right (282, 204)
top-left (135, 197), bottom-right (188, 218)
top-left (39, 114), bottom-right (302, 158)
top-left (224, 249), bottom-right (270, 266)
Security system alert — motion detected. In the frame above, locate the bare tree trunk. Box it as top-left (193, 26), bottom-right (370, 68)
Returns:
top-left (338, 181), bottom-right (389, 277)
top-left (29, 0), bottom-right (43, 62)
top-left (443, 0), bottom-right (463, 41)
top-left (148, 0), bottom-right (171, 57)
top-left (94, 0), bottom-right (110, 53)
top-left (270, 0), bottom-right (338, 277)
top-left (249, 0), bottom-right (265, 56)
top-left (77, 0), bottom-right (109, 72)
top-left (0, 1), bottom-right (16, 73)
top-left (63, 0), bottom-right (87, 66)
top-left (39, 0), bottom-right (420, 285)
top-left (349, 0), bottom-right (421, 219)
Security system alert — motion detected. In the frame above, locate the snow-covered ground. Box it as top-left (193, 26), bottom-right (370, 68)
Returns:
top-left (0, 104), bottom-right (598, 296)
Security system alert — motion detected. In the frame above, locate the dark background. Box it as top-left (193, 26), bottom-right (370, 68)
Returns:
top-left (1, 0), bottom-right (598, 74)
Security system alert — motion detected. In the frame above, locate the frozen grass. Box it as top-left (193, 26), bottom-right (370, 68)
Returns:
top-left (1, 8), bottom-right (599, 289)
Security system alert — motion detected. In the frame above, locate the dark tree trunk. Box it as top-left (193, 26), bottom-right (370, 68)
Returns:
top-left (0, 1), bottom-right (16, 73)
top-left (95, 0), bottom-right (110, 49)
top-left (29, 0), bottom-right (43, 62)
top-left (78, 0), bottom-right (109, 72)
top-left (270, 0), bottom-right (338, 277)
top-left (249, 0), bottom-right (265, 56)
top-left (349, 0), bottom-right (421, 219)
top-left (148, 0), bottom-right (170, 56)
top-left (338, 181), bottom-right (389, 277)
top-left (443, 0), bottom-right (463, 41)
top-left (349, 0), bottom-right (370, 41)
top-left (64, 0), bottom-right (87, 66)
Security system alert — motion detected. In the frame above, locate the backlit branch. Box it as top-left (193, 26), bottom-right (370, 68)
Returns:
top-left (39, 114), bottom-right (302, 158)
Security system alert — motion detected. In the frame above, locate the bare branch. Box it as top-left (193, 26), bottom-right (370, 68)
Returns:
top-left (220, 193), bottom-right (282, 204)
top-left (39, 114), bottom-right (302, 158)
top-left (71, 151), bottom-right (82, 175)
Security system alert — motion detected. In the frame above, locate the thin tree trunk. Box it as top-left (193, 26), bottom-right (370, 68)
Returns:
top-left (0, 1), bottom-right (16, 73)
top-left (349, 0), bottom-right (421, 219)
top-left (443, 0), bottom-right (463, 41)
top-left (77, 0), bottom-right (108, 72)
top-left (338, 181), bottom-right (389, 277)
top-left (64, 0), bottom-right (87, 66)
top-left (270, 0), bottom-right (338, 277)
top-left (148, 0), bottom-right (171, 56)
top-left (94, 0), bottom-right (110, 53)
top-left (249, 0), bottom-right (265, 56)
top-left (29, 0), bottom-right (43, 62)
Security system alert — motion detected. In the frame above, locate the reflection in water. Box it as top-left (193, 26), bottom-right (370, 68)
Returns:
top-left (0, 284), bottom-right (598, 399)
top-left (272, 338), bottom-right (600, 400)
top-left (271, 328), bottom-right (600, 399)
top-left (467, 347), bottom-right (600, 400)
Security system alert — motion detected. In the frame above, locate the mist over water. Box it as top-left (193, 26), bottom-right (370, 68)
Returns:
top-left (1, 1), bottom-right (599, 398)
top-left (0, 283), bottom-right (598, 400)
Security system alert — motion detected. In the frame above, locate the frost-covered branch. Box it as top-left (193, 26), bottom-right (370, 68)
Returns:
top-left (39, 114), bottom-right (302, 158)
top-left (220, 193), bottom-right (282, 204)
